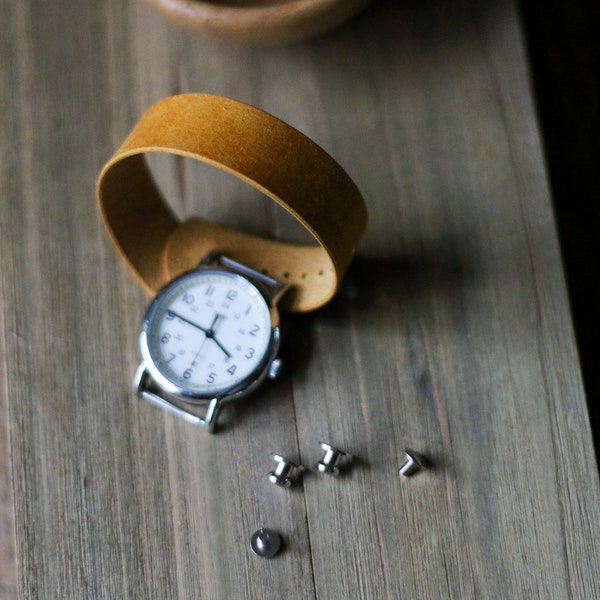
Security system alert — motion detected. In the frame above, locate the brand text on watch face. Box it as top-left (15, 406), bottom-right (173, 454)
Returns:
top-left (146, 271), bottom-right (272, 394)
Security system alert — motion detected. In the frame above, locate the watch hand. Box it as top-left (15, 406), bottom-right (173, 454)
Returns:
top-left (204, 312), bottom-right (231, 358)
top-left (209, 312), bottom-right (222, 331)
top-left (171, 310), bottom-right (231, 359)
top-left (191, 338), bottom-right (209, 366)
top-left (209, 336), bottom-right (232, 359)
top-left (169, 311), bottom-right (208, 333)
top-left (189, 316), bottom-right (224, 366)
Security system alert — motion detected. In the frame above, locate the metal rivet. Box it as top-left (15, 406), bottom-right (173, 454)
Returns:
top-left (316, 442), bottom-right (349, 475)
top-left (250, 528), bottom-right (282, 558)
top-left (268, 454), bottom-right (303, 487)
top-left (399, 448), bottom-right (428, 477)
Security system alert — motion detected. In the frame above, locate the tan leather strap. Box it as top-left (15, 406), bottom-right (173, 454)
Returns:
top-left (97, 94), bottom-right (367, 312)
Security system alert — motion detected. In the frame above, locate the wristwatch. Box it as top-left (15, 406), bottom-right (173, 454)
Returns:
top-left (133, 252), bottom-right (286, 431)
top-left (97, 94), bottom-right (367, 431)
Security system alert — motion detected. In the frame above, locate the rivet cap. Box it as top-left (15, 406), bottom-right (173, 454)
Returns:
top-left (250, 528), bottom-right (282, 558)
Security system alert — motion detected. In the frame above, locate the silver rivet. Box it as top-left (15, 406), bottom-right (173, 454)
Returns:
top-left (250, 528), bottom-right (282, 558)
top-left (316, 442), bottom-right (349, 475)
top-left (268, 454), bottom-right (303, 487)
top-left (399, 448), bottom-right (428, 477)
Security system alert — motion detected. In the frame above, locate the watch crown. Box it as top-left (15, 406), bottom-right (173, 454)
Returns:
top-left (268, 358), bottom-right (283, 380)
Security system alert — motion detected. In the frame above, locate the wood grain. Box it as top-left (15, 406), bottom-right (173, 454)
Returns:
top-left (1, 0), bottom-right (599, 598)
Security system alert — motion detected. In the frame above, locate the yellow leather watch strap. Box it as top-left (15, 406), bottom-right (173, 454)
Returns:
top-left (97, 94), bottom-right (367, 312)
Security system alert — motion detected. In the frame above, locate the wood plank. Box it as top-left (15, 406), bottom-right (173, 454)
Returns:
top-left (1, 0), bottom-right (599, 598)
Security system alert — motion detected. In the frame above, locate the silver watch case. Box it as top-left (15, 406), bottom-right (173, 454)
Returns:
top-left (133, 261), bottom-right (284, 432)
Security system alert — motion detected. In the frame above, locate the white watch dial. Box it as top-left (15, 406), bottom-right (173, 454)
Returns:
top-left (142, 269), bottom-right (274, 396)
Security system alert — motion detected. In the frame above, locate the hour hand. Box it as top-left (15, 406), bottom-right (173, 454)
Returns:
top-left (209, 312), bottom-right (224, 331)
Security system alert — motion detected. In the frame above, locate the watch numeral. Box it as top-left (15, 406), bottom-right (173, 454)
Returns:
top-left (161, 333), bottom-right (171, 343)
top-left (183, 368), bottom-right (193, 379)
top-left (166, 311), bottom-right (175, 320)
top-left (227, 365), bottom-right (237, 376)
top-left (205, 285), bottom-right (215, 297)
top-left (245, 348), bottom-right (255, 359)
top-left (182, 292), bottom-right (195, 304)
top-left (249, 324), bottom-right (260, 336)
top-left (226, 289), bottom-right (238, 301)
top-left (164, 353), bottom-right (177, 364)
top-left (207, 372), bottom-right (217, 384)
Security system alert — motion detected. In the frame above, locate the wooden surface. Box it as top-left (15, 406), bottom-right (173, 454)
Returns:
top-left (2, 0), bottom-right (600, 598)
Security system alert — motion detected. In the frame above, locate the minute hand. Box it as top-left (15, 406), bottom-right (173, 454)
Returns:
top-left (209, 335), bottom-right (232, 359)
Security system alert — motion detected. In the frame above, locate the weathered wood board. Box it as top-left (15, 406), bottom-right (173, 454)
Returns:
top-left (1, 0), bottom-right (599, 597)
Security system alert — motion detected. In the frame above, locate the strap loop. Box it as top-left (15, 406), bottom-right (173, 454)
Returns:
top-left (97, 94), bottom-right (367, 312)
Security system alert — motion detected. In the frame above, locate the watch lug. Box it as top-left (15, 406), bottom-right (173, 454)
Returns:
top-left (133, 362), bottom-right (149, 395)
top-left (133, 363), bottom-right (223, 433)
top-left (204, 397), bottom-right (223, 433)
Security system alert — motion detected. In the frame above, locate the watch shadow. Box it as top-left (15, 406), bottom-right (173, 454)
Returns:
top-left (286, 230), bottom-right (478, 378)
top-left (220, 233), bottom-right (475, 441)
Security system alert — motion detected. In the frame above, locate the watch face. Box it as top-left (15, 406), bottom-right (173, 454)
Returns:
top-left (141, 268), bottom-right (277, 399)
